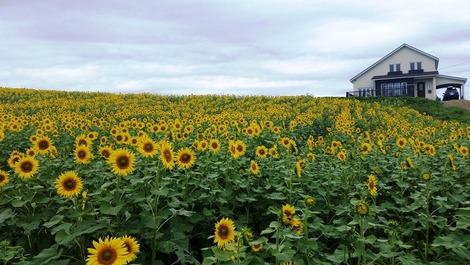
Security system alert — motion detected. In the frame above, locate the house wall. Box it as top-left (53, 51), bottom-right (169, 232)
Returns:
top-left (352, 46), bottom-right (437, 91)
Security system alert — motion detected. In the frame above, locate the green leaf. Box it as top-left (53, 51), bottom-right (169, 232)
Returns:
top-left (43, 215), bottom-right (64, 228)
top-left (272, 248), bottom-right (296, 262)
top-left (100, 202), bottom-right (123, 215)
top-left (16, 244), bottom-right (63, 265)
top-left (0, 209), bottom-right (15, 223)
top-left (212, 247), bottom-right (232, 262)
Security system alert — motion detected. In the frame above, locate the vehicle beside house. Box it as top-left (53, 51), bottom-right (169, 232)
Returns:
top-left (347, 43), bottom-right (467, 100)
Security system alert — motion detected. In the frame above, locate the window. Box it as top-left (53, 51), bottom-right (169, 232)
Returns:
top-left (410, 62), bottom-right (415, 70)
top-left (396, 64), bottom-right (401, 72)
top-left (389, 64), bottom-right (394, 72)
top-left (417, 62), bottom-right (422, 70)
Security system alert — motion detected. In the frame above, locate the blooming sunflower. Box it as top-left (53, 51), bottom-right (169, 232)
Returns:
top-left (137, 137), bottom-right (158, 158)
top-left (8, 151), bottom-right (24, 169)
top-left (76, 134), bottom-right (92, 147)
top-left (99, 146), bottom-right (113, 160)
top-left (214, 217), bottom-right (236, 248)
top-left (34, 135), bottom-right (53, 155)
top-left (249, 160), bottom-right (259, 175)
top-left (120, 235), bottom-right (140, 263)
top-left (359, 142), bottom-right (372, 154)
top-left (108, 148), bottom-right (136, 176)
top-left (0, 170), bottom-right (9, 187)
top-left (86, 236), bottom-right (128, 265)
top-left (209, 139), bottom-right (221, 153)
top-left (14, 156), bottom-right (39, 179)
top-left (176, 147), bottom-right (196, 169)
top-left (75, 146), bottom-right (94, 164)
top-left (159, 140), bottom-right (175, 170)
top-left (290, 217), bottom-right (303, 234)
top-left (355, 201), bottom-right (369, 216)
top-left (367, 174), bottom-right (378, 196)
top-left (337, 151), bottom-right (347, 162)
top-left (396, 137), bottom-right (407, 149)
top-left (255, 145), bottom-right (268, 159)
top-left (459, 145), bottom-right (468, 157)
top-left (55, 171), bottom-right (83, 198)
top-left (282, 204), bottom-right (295, 217)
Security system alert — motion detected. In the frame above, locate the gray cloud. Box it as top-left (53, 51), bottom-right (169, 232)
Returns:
top-left (0, 0), bottom-right (469, 98)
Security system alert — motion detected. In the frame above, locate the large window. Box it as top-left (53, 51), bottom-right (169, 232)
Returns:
top-left (381, 82), bottom-right (408, 96)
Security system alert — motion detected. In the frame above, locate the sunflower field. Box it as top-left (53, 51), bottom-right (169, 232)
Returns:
top-left (0, 87), bottom-right (469, 265)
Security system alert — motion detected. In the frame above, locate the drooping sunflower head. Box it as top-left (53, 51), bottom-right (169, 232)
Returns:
top-left (159, 140), bottom-right (174, 170)
top-left (355, 201), bottom-right (369, 216)
top-left (0, 170), bottom-right (9, 187)
top-left (108, 148), bottom-right (136, 176)
top-left (176, 147), bottom-right (196, 169)
top-left (214, 217), bottom-right (236, 248)
top-left (55, 171), bottom-right (83, 198)
top-left (282, 204), bottom-right (295, 217)
top-left (14, 156), bottom-right (39, 179)
top-left (86, 236), bottom-right (128, 265)
top-left (249, 160), bottom-right (259, 175)
top-left (367, 174), bottom-right (378, 196)
top-left (120, 235), bottom-right (140, 263)
top-left (251, 243), bottom-right (263, 252)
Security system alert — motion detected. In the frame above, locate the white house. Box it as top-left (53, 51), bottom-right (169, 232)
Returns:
top-left (348, 43), bottom-right (467, 99)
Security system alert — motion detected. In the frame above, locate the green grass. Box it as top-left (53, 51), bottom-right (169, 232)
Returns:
top-left (355, 97), bottom-right (470, 124)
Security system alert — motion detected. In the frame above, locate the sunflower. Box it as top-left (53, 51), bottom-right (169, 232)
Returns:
top-left (249, 160), bottom-right (259, 175)
top-left (120, 235), bottom-right (140, 263)
top-left (367, 174), bottom-right (378, 196)
top-left (99, 146), bottom-right (113, 160)
top-left (159, 140), bottom-right (175, 170)
top-left (356, 201), bottom-right (369, 216)
top-left (108, 148), bottom-right (136, 176)
top-left (0, 170), bottom-right (9, 187)
top-left (137, 137), bottom-right (158, 158)
top-left (280, 137), bottom-right (291, 149)
top-left (255, 145), bottom-right (268, 159)
top-left (448, 154), bottom-right (456, 171)
top-left (306, 197), bottom-right (315, 206)
top-left (282, 204), bottom-right (295, 217)
top-left (359, 142), bottom-right (372, 154)
top-left (8, 151), bottom-right (24, 169)
top-left (209, 139), bottom-right (221, 153)
top-left (55, 171), bottom-right (83, 198)
top-left (176, 147), bottom-right (196, 169)
top-left (76, 134), bottom-right (92, 147)
top-left (75, 146), bottom-right (94, 164)
top-left (406, 157), bottom-right (414, 168)
top-left (337, 151), bottom-right (347, 162)
top-left (459, 145), bottom-right (468, 157)
top-left (251, 243), bottom-right (263, 252)
top-left (0, 129), bottom-right (4, 141)
top-left (396, 137), bottom-right (407, 149)
top-left (14, 156), bottom-right (39, 179)
top-left (290, 217), bottom-right (303, 234)
top-left (295, 161), bottom-right (302, 178)
top-left (307, 152), bottom-right (316, 161)
top-left (26, 148), bottom-right (37, 158)
top-left (34, 135), bottom-right (53, 155)
top-left (86, 236), bottom-right (128, 265)
top-left (422, 172), bottom-right (431, 181)
top-left (214, 217), bottom-right (236, 248)
top-left (234, 140), bottom-right (246, 157)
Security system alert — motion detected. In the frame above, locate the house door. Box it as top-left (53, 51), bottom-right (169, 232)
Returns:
top-left (417, 82), bottom-right (425, 97)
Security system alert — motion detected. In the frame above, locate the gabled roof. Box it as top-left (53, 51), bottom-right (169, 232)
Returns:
top-left (350, 43), bottom-right (439, 83)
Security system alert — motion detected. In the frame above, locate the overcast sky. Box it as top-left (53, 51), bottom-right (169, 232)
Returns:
top-left (1, 0), bottom-right (470, 97)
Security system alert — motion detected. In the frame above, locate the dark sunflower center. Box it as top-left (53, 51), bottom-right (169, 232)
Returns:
top-left (21, 162), bottom-right (32, 172)
top-left (212, 143), bottom-right (218, 149)
top-left (236, 145), bottom-right (243, 152)
top-left (79, 140), bottom-right (87, 146)
top-left (65, 179), bottom-right (76, 190)
top-left (124, 243), bottom-right (131, 253)
top-left (0, 175), bottom-right (5, 181)
top-left (39, 140), bottom-right (49, 149)
top-left (102, 151), bottom-right (110, 158)
top-left (259, 150), bottom-right (265, 155)
top-left (164, 150), bottom-right (172, 161)
top-left (219, 226), bottom-right (229, 238)
top-left (118, 156), bottom-right (129, 168)
top-left (99, 248), bottom-right (116, 263)
top-left (144, 143), bottom-right (153, 152)
top-left (181, 154), bottom-right (190, 163)
top-left (78, 151), bottom-right (86, 159)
